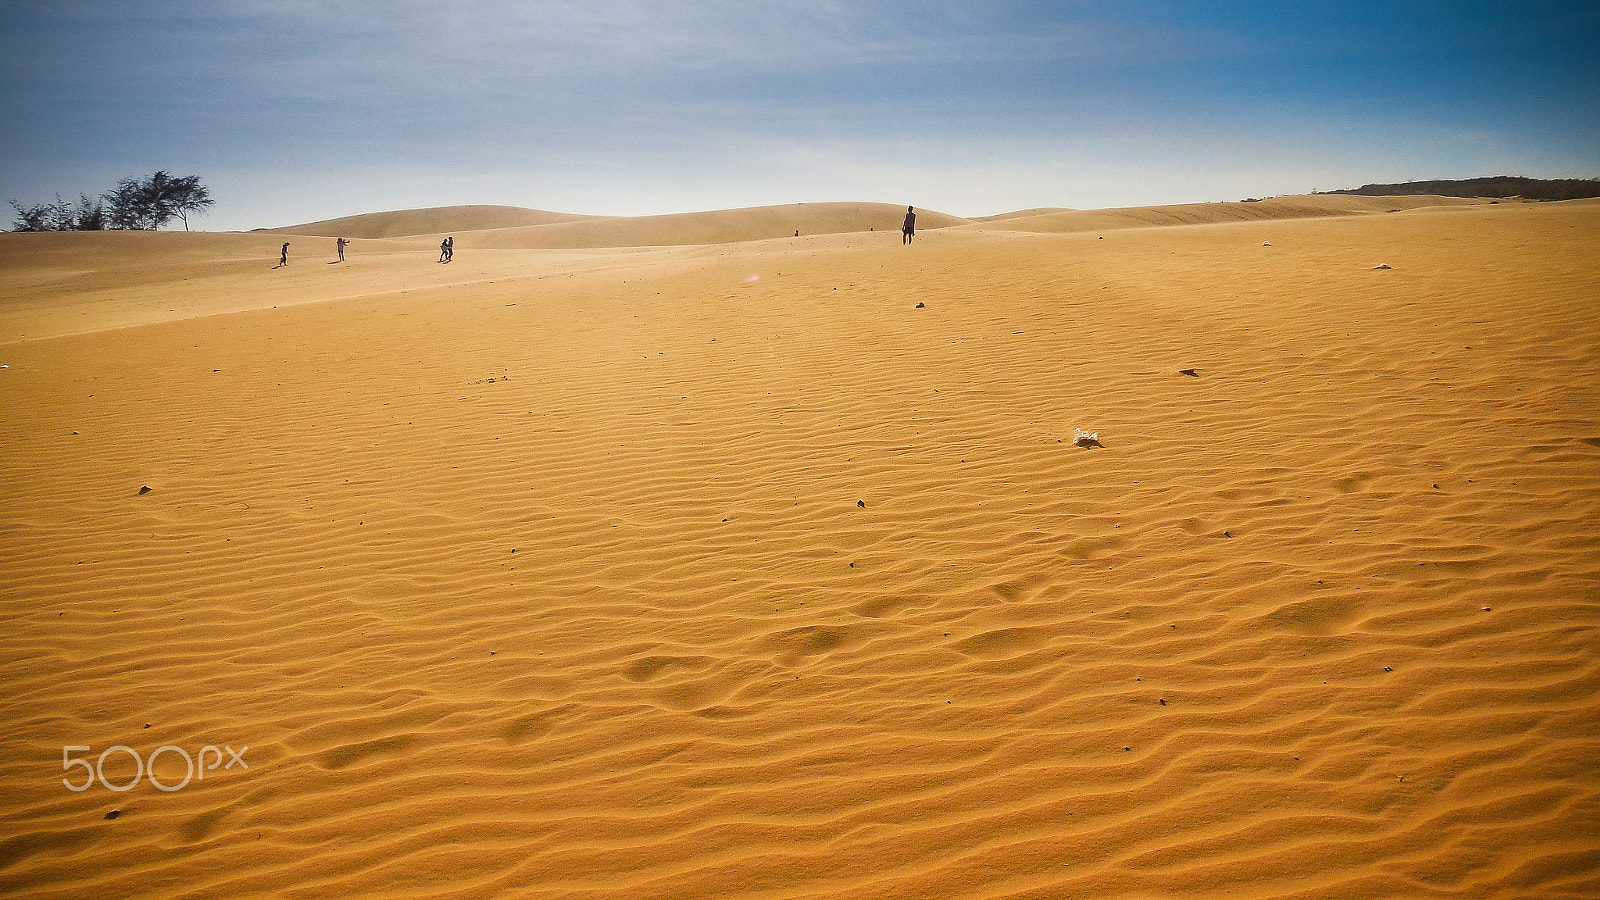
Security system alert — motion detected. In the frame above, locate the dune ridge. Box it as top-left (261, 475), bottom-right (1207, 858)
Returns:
top-left (461, 203), bottom-right (971, 250)
top-left (258, 195), bottom-right (1477, 252)
top-left (269, 202), bottom-right (971, 250)
top-left (1, 199), bottom-right (1598, 899)
top-left (265, 205), bottom-right (598, 239)
top-left (963, 194), bottom-right (1495, 235)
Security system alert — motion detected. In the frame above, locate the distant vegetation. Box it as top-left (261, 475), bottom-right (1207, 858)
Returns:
top-left (1322, 176), bottom-right (1600, 201)
top-left (9, 171), bottom-right (214, 232)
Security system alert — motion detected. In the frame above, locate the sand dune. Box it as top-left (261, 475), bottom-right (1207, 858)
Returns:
top-left (267, 205), bottom-right (597, 239)
top-left (427, 202), bottom-right (969, 250)
top-left (273, 202), bottom-right (967, 249)
top-left (971, 207), bottom-right (1078, 223)
top-left (965, 194), bottom-right (1494, 234)
top-left (269, 196), bottom-right (1497, 249)
top-left (2, 198), bottom-right (1599, 899)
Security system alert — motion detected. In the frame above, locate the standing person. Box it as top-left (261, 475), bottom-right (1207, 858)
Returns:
top-left (336, 237), bottom-right (348, 262)
top-left (902, 206), bottom-right (916, 245)
top-left (278, 242), bottom-right (290, 267)
top-left (445, 236), bottom-right (453, 262)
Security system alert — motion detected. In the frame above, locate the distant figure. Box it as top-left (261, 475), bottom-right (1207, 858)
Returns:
top-left (902, 206), bottom-right (916, 244)
top-left (440, 236), bottom-right (453, 263)
top-left (794, 230), bottom-right (800, 237)
top-left (336, 237), bottom-right (348, 262)
top-left (278, 242), bottom-right (290, 267)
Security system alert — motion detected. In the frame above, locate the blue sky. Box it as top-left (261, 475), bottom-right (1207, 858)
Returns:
top-left (2, 1), bottom-right (1597, 230)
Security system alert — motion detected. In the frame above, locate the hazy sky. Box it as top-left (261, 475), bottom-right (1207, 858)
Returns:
top-left (3, 1), bottom-right (1597, 230)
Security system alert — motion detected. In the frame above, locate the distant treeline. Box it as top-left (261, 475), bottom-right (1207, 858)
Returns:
top-left (9, 171), bottom-right (214, 232)
top-left (1322, 176), bottom-right (1600, 201)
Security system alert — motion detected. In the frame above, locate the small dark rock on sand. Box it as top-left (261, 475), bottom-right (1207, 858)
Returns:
top-left (857, 500), bottom-right (866, 508)
top-left (105, 810), bottom-right (121, 820)
top-left (915, 302), bottom-right (925, 308)
top-left (1179, 368), bottom-right (1198, 377)
top-left (137, 486), bottom-right (152, 495)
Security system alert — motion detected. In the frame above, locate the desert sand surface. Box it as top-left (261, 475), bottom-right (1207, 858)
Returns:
top-left (2, 196), bottom-right (1598, 899)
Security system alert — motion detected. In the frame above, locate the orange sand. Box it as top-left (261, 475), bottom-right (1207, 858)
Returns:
top-left (2, 196), bottom-right (1598, 899)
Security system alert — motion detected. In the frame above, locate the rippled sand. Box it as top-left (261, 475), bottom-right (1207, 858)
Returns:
top-left (2, 197), bottom-right (1597, 898)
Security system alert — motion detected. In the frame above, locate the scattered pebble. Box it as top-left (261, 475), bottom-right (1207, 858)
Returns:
top-left (137, 486), bottom-right (152, 495)
top-left (1178, 368), bottom-right (1198, 377)
top-left (915, 302), bottom-right (925, 309)
top-left (104, 810), bottom-right (120, 820)
top-left (857, 500), bottom-right (866, 508)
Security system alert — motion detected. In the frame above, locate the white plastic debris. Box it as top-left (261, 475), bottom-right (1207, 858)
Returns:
top-left (1262, 241), bottom-right (1272, 247)
top-left (1073, 428), bottom-right (1099, 447)
top-left (1373, 263), bottom-right (1392, 269)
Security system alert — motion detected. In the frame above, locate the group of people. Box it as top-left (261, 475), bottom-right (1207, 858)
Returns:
top-left (272, 206), bottom-right (917, 268)
top-left (273, 235), bottom-right (455, 266)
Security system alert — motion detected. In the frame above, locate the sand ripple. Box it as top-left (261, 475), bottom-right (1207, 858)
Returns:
top-left (2, 200), bottom-right (1598, 898)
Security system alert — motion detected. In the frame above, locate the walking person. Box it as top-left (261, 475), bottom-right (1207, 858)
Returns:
top-left (445, 236), bottom-right (453, 262)
top-left (277, 242), bottom-right (290, 267)
top-left (902, 206), bottom-right (916, 245)
top-left (336, 237), bottom-right (348, 262)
